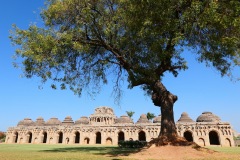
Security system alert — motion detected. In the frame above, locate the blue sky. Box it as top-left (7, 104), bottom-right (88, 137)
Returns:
top-left (1, 1), bottom-right (240, 133)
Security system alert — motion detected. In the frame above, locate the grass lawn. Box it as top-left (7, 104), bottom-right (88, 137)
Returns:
top-left (207, 146), bottom-right (240, 154)
top-left (1, 144), bottom-right (240, 160)
top-left (0, 144), bottom-right (139, 160)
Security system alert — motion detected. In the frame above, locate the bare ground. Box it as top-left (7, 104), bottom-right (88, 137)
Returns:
top-left (118, 145), bottom-right (240, 160)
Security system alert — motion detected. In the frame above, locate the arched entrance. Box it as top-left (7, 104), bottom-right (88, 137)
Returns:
top-left (106, 137), bottom-right (112, 145)
top-left (225, 138), bottom-right (231, 147)
top-left (14, 132), bottom-right (18, 143)
top-left (75, 131), bottom-right (80, 143)
top-left (198, 138), bottom-right (205, 146)
top-left (184, 131), bottom-right (193, 142)
top-left (96, 132), bottom-right (101, 144)
top-left (28, 132), bottom-right (32, 143)
top-left (138, 131), bottom-right (146, 141)
top-left (84, 137), bottom-right (90, 144)
top-left (118, 131), bottom-right (125, 142)
top-left (43, 132), bottom-right (47, 143)
top-left (58, 132), bottom-right (63, 143)
top-left (209, 131), bottom-right (220, 145)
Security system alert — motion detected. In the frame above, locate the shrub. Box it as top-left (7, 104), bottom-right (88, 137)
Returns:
top-left (118, 140), bottom-right (148, 148)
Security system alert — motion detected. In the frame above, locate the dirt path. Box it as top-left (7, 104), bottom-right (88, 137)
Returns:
top-left (120, 145), bottom-right (240, 160)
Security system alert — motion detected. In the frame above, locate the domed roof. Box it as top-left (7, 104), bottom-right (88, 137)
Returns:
top-left (17, 118), bottom-right (35, 126)
top-left (196, 112), bottom-right (221, 122)
top-left (62, 116), bottom-right (74, 124)
top-left (45, 117), bottom-right (62, 125)
top-left (75, 116), bottom-right (89, 125)
top-left (136, 114), bottom-right (151, 124)
top-left (177, 112), bottom-right (195, 123)
top-left (116, 115), bottom-right (134, 124)
top-left (35, 117), bottom-right (45, 126)
top-left (153, 115), bottom-right (161, 123)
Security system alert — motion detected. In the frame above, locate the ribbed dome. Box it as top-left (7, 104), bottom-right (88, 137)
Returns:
top-left (17, 118), bottom-right (35, 126)
top-left (196, 112), bottom-right (221, 122)
top-left (75, 116), bottom-right (89, 125)
top-left (45, 117), bottom-right (62, 125)
top-left (153, 115), bottom-right (161, 123)
top-left (62, 116), bottom-right (74, 124)
top-left (35, 117), bottom-right (45, 126)
top-left (116, 115), bottom-right (134, 124)
top-left (177, 112), bottom-right (194, 123)
top-left (136, 114), bottom-right (151, 124)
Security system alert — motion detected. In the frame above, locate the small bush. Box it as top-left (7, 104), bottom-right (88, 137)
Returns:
top-left (118, 140), bottom-right (147, 148)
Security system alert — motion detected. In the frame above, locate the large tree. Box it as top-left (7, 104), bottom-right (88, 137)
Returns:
top-left (10, 0), bottom-right (240, 144)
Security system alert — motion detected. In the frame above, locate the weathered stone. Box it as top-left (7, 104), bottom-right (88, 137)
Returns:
top-left (5, 107), bottom-right (234, 147)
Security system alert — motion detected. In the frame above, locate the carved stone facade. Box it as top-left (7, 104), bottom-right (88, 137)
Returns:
top-left (5, 106), bottom-right (234, 146)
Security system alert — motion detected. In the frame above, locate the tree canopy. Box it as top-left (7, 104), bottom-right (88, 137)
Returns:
top-left (126, 111), bottom-right (135, 118)
top-left (147, 112), bottom-right (155, 120)
top-left (10, 0), bottom-right (240, 144)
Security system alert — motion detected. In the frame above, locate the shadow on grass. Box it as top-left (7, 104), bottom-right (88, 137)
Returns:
top-left (40, 146), bottom-right (142, 157)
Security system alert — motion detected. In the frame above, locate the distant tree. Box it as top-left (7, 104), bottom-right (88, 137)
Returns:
top-left (126, 111), bottom-right (135, 118)
top-left (0, 132), bottom-right (5, 140)
top-left (147, 112), bottom-right (155, 120)
top-left (10, 0), bottom-right (240, 145)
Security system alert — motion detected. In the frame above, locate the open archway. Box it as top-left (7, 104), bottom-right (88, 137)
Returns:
top-left (96, 132), bottom-right (101, 144)
top-left (58, 132), bottom-right (63, 143)
top-left (183, 131), bottom-right (193, 142)
top-left (138, 131), bottom-right (146, 141)
top-left (28, 132), bottom-right (32, 143)
top-left (84, 137), bottom-right (90, 144)
top-left (209, 131), bottom-right (220, 145)
top-left (14, 132), bottom-right (18, 143)
top-left (118, 131), bottom-right (125, 142)
top-left (43, 132), bottom-right (47, 143)
top-left (75, 131), bottom-right (80, 143)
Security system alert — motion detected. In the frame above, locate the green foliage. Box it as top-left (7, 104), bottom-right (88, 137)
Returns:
top-left (10, 0), bottom-right (240, 97)
top-left (0, 132), bottom-right (5, 140)
top-left (118, 140), bottom-right (148, 148)
top-left (126, 111), bottom-right (135, 118)
top-left (146, 112), bottom-right (155, 120)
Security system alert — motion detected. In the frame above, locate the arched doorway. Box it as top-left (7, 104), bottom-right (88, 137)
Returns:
top-left (225, 138), bottom-right (231, 147)
top-left (138, 131), bottom-right (146, 141)
top-left (209, 131), bottom-right (220, 145)
top-left (58, 132), bottom-right (63, 143)
top-left (84, 137), bottom-right (90, 144)
top-left (75, 131), bottom-right (80, 144)
top-left (43, 132), bottom-right (47, 143)
top-left (28, 132), bottom-right (32, 143)
top-left (184, 131), bottom-right (193, 142)
top-left (118, 131), bottom-right (125, 142)
top-left (96, 132), bottom-right (101, 144)
top-left (106, 137), bottom-right (112, 145)
top-left (198, 138), bottom-right (205, 146)
top-left (14, 132), bottom-right (18, 143)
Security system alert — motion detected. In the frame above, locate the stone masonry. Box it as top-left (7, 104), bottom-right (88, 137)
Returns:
top-left (5, 106), bottom-right (234, 147)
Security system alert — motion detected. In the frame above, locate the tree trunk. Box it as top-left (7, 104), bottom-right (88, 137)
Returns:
top-left (151, 80), bottom-right (178, 139)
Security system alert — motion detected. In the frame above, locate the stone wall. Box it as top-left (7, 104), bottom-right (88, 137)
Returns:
top-left (5, 106), bottom-right (235, 147)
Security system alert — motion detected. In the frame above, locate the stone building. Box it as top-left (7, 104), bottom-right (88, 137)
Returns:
top-left (5, 106), bottom-right (234, 147)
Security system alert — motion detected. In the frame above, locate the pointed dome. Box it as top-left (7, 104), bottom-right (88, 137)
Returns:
top-left (153, 115), bottom-right (161, 123)
top-left (116, 115), bottom-right (134, 124)
top-left (136, 114), bottom-right (151, 124)
top-left (62, 116), bottom-right (74, 124)
top-left (177, 112), bottom-right (194, 123)
top-left (35, 117), bottom-right (45, 126)
top-left (45, 117), bottom-right (62, 125)
top-left (75, 116), bottom-right (89, 125)
top-left (17, 118), bottom-right (35, 126)
top-left (196, 112), bottom-right (221, 122)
